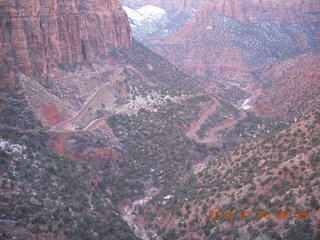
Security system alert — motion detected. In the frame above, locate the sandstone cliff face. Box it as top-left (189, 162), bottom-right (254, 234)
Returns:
top-left (0, 0), bottom-right (132, 78)
top-left (121, 0), bottom-right (213, 12)
top-left (197, 0), bottom-right (320, 24)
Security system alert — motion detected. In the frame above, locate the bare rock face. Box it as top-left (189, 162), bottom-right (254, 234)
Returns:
top-left (197, 0), bottom-right (320, 24)
top-left (0, 0), bottom-right (132, 79)
top-left (121, 0), bottom-right (213, 12)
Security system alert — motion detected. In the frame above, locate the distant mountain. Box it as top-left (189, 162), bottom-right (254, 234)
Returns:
top-left (121, 0), bottom-right (214, 13)
top-left (197, 0), bottom-right (320, 24)
top-left (123, 4), bottom-right (189, 46)
top-left (155, 0), bottom-right (320, 120)
top-left (123, 5), bottom-right (168, 43)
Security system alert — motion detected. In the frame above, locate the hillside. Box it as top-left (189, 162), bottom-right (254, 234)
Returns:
top-left (0, 128), bottom-right (139, 240)
top-left (155, 0), bottom-right (320, 120)
top-left (0, 1), bottom-right (214, 238)
top-left (0, 0), bottom-right (205, 238)
top-left (252, 51), bottom-right (320, 120)
top-left (197, 0), bottom-right (320, 24)
top-left (138, 110), bottom-right (320, 240)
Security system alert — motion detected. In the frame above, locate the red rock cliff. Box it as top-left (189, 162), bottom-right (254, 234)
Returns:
top-left (197, 0), bottom-right (320, 24)
top-left (0, 0), bottom-right (132, 78)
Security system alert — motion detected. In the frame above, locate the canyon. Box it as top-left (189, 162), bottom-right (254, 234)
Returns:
top-left (0, 0), bottom-right (319, 239)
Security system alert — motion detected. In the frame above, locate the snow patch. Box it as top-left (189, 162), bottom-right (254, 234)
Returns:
top-left (163, 195), bottom-right (174, 200)
top-left (123, 5), bottom-right (168, 40)
top-left (242, 98), bottom-right (251, 110)
top-left (0, 137), bottom-right (26, 155)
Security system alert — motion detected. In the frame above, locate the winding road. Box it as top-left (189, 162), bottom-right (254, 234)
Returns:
top-left (199, 109), bottom-right (246, 144)
top-left (50, 77), bottom-right (246, 142)
top-left (186, 98), bottom-right (220, 140)
top-left (50, 82), bottom-right (111, 132)
top-left (50, 80), bottom-right (190, 133)
top-left (186, 98), bottom-right (246, 144)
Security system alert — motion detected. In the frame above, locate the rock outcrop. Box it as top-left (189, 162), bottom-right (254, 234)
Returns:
top-left (0, 0), bottom-right (132, 79)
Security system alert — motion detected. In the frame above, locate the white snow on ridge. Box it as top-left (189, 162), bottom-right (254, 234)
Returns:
top-left (137, 5), bottom-right (166, 19)
top-left (123, 5), bottom-right (168, 39)
top-left (123, 6), bottom-right (145, 23)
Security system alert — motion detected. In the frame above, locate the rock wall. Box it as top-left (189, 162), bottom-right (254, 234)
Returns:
top-left (0, 0), bottom-right (132, 78)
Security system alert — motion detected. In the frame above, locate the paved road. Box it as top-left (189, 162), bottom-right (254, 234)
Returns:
top-left (84, 116), bottom-right (108, 131)
top-left (197, 109), bottom-right (246, 144)
top-left (50, 82), bottom-right (111, 132)
top-left (50, 82), bottom-right (207, 134)
top-left (186, 97), bottom-right (246, 144)
top-left (186, 98), bottom-right (220, 140)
